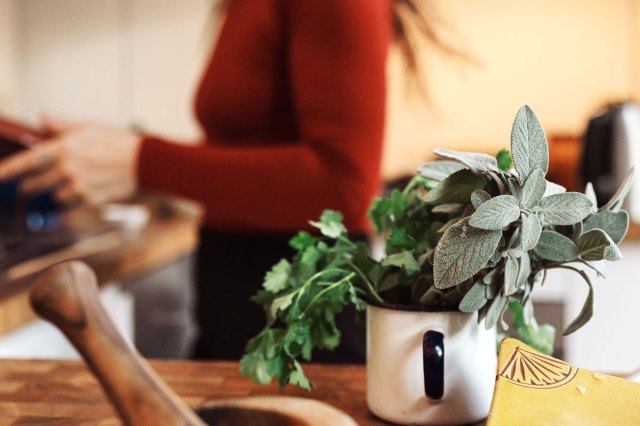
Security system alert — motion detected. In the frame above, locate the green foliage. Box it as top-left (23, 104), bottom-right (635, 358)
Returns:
top-left (241, 105), bottom-right (632, 389)
top-left (496, 149), bottom-right (513, 172)
top-left (509, 301), bottom-right (555, 355)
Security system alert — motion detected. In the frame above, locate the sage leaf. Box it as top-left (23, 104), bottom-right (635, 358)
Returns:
top-left (417, 160), bottom-right (466, 181)
top-left (504, 254), bottom-right (519, 296)
top-left (485, 293), bottom-right (507, 330)
top-left (520, 168), bottom-right (546, 208)
top-left (507, 178), bottom-right (523, 200)
top-left (422, 169), bottom-right (486, 205)
top-left (577, 229), bottom-right (623, 261)
top-left (433, 148), bottom-right (499, 174)
top-left (483, 268), bottom-right (499, 285)
top-left (543, 181), bottom-right (566, 197)
top-left (534, 230), bottom-right (579, 262)
top-left (436, 218), bottom-right (458, 233)
top-left (602, 167), bottom-right (635, 211)
top-left (516, 253), bottom-right (531, 289)
top-left (584, 182), bottom-right (598, 212)
top-left (510, 105), bottom-right (549, 182)
top-left (471, 189), bottom-right (491, 209)
top-left (520, 212), bottom-right (542, 251)
top-left (432, 203), bottom-right (465, 214)
top-left (507, 228), bottom-right (521, 250)
top-left (486, 277), bottom-right (500, 299)
top-left (583, 210), bottom-right (629, 244)
top-left (563, 270), bottom-right (594, 335)
top-left (433, 218), bottom-right (502, 288)
top-left (469, 195), bottom-right (520, 230)
top-left (381, 251), bottom-right (420, 274)
top-left (377, 272), bottom-right (401, 292)
top-left (459, 281), bottom-right (488, 312)
top-left (538, 192), bottom-right (593, 225)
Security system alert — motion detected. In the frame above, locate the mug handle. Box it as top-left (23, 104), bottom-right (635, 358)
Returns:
top-left (423, 330), bottom-right (444, 400)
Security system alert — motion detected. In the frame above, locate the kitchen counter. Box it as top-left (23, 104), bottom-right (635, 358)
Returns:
top-left (0, 359), bottom-right (485, 425)
top-left (0, 195), bottom-right (201, 336)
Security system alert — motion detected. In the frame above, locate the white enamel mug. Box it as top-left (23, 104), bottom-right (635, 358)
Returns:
top-left (366, 304), bottom-right (497, 425)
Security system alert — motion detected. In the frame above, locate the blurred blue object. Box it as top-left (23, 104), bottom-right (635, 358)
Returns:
top-left (0, 179), bottom-right (61, 232)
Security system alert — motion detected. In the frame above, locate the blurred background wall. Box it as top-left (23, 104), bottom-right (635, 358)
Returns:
top-left (1, 0), bottom-right (639, 178)
top-left (385, 0), bottom-right (640, 178)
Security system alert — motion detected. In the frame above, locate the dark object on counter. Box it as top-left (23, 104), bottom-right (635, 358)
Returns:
top-left (29, 261), bottom-right (357, 426)
top-left (0, 117), bottom-right (63, 264)
top-left (580, 102), bottom-right (637, 205)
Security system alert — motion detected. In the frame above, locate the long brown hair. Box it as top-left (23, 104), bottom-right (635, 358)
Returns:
top-left (392, 0), bottom-right (469, 77)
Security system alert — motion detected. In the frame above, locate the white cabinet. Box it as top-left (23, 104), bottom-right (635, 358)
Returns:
top-left (10, 0), bottom-right (213, 138)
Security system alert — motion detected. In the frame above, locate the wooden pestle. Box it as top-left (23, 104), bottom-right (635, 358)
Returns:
top-left (29, 261), bottom-right (206, 426)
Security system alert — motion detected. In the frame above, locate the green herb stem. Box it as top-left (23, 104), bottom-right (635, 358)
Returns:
top-left (301, 272), bottom-right (356, 316)
top-left (347, 261), bottom-right (384, 303)
top-left (288, 268), bottom-right (350, 315)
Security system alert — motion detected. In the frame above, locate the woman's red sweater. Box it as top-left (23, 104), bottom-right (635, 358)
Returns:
top-left (137, 0), bottom-right (390, 234)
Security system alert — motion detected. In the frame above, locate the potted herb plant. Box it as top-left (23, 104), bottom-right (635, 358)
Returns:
top-left (240, 106), bottom-right (633, 425)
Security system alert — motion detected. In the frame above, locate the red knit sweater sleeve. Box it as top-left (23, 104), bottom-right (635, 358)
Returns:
top-left (137, 0), bottom-right (390, 233)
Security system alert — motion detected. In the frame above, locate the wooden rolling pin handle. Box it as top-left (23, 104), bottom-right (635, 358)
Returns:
top-left (30, 261), bottom-right (205, 426)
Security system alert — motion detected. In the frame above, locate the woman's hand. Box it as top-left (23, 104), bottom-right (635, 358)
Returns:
top-left (0, 118), bottom-right (142, 206)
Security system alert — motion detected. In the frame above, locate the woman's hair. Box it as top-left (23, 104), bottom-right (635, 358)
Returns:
top-left (392, 0), bottom-right (465, 77)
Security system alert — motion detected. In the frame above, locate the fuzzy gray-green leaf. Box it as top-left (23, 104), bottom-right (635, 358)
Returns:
top-left (485, 294), bottom-right (507, 330)
top-left (471, 189), bottom-right (491, 209)
top-left (432, 203), bottom-right (465, 214)
top-left (459, 281), bottom-right (488, 312)
top-left (422, 169), bottom-right (486, 205)
top-left (516, 253), bottom-right (531, 289)
top-left (534, 230), bottom-right (579, 262)
top-left (433, 218), bottom-right (502, 288)
top-left (510, 105), bottom-right (549, 182)
top-left (563, 272), bottom-right (594, 335)
top-left (504, 255), bottom-right (519, 296)
top-left (538, 192), bottom-right (593, 225)
top-left (583, 210), bottom-right (629, 244)
top-left (577, 229), bottom-right (623, 261)
top-left (433, 148), bottom-right (499, 174)
top-left (543, 181), bottom-right (566, 197)
top-left (469, 195), bottom-right (520, 230)
top-left (520, 168), bottom-right (547, 208)
top-left (520, 212), bottom-right (542, 251)
top-left (417, 160), bottom-right (466, 181)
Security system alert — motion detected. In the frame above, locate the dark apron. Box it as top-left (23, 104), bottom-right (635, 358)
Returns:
top-left (192, 227), bottom-right (366, 363)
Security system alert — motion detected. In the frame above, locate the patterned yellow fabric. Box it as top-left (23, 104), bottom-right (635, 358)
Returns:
top-left (488, 338), bottom-right (640, 425)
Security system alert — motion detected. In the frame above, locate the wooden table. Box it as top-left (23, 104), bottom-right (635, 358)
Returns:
top-left (0, 195), bottom-right (201, 335)
top-left (0, 360), bottom-right (400, 425)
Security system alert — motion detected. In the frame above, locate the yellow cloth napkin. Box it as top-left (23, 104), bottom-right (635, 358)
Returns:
top-left (488, 338), bottom-right (640, 425)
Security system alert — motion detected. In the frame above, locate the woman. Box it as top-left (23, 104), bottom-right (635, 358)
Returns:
top-left (0, 0), bottom-right (440, 360)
